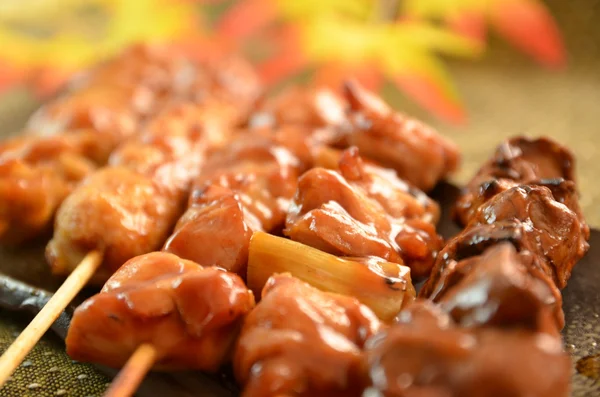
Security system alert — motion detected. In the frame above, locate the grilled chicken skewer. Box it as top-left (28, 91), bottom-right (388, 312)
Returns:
top-left (0, 44), bottom-right (204, 245)
top-left (0, 54), bottom-right (262, 387)
top-left (361, 137), bottom-right (589, 397)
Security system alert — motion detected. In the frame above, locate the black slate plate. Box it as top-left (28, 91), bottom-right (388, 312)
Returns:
top-left (0, 183), bottom-right (598, 396)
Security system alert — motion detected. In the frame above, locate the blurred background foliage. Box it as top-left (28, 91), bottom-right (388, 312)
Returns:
top-left (0, 0), bottom-right (565, 123)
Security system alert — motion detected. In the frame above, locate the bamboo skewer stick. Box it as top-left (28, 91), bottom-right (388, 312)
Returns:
top-left (0, 250), bottom-right (102, 387)
top-left (103, 344), bottom-right (158, 397)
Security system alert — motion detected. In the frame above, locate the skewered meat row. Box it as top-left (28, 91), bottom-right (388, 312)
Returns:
top-left (372, 137), bottom-right (590, 395)
top-left (257, 81), bottom-right (461, 191)
top-left (285, 147), bottom-right (444, 279)
top-left (0, 44), bottom-right (238, 245)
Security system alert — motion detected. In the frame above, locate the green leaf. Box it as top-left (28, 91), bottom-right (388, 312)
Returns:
top-left (387, 22), bottom-right (483, 58)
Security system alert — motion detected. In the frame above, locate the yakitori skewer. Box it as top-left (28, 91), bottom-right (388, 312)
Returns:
top-left (59, 126), bottom-right (323, 395)
top-left (356, 137), bottom-right (589, 397)
top-left (0, 54), bottom-right (262, 386)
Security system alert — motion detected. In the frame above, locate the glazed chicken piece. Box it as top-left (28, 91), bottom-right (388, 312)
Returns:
top-left (337, 147), bottom-right (440, 223)
top-left (433, 243), bottom-right (564, 333)
top-left (47, 102), bottom-right (232, 283)
top-left (454, 136), bottom-right (582, 226)
top-left (467, 185), bottom-right (588, 287)
top-left (421, 184), bottom-right (587, 299)
top-left (234, 274), bottom-right (382, 397)
top-left (164, 132), bottom-right (306, 276)
top-left (285, 148), bottom-right (443, 279)
top-left (338, 81), bottom-right (460, 191)
top-left (363, 300), bottom-right (571, 397)
top-left (66, 252), bottom-right (254, 370)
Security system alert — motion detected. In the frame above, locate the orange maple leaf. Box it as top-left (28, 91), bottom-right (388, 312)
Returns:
top-left (490, 0), bottom-right (565, 68)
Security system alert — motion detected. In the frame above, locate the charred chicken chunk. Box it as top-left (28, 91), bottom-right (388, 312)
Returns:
top-left (454, 136), bottom-right (578, 225)
top-left (467, 184), bottom-right (588, 288)
top-left (422, 184), bottom-right (587, 299)
top-left (434, 243), bottom-right (564, 333)
top-left (285, 149), bottom-right (443, 279)
top-left (363, 300), bottom-right (571, 397)
top-left (234, 274), bottom-right (382, 397)
top-left (66, 252), bottom-right (255, 370)
top-left (421, 220), bottom-right (546, 298)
